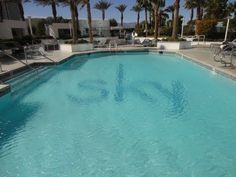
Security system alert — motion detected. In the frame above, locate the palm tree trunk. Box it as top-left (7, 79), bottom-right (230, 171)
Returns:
top-left (137, 12), bottom-right (140, 31)
top-left (121, 12), bottom-right (123, 26)
top-left (152, 9), bottom-right (155, 28)
top-left (74, 6), bottom-right (80, 37)
top-left (87, 0), bottom-right (93, 43)
top-left (172, 0), bottom-right (180, 39)
top-left (18, 1), bottom-right (25, 21)
top-left (171, 12), bottom-right (174, 29)
top-left (51, 0), bottom-right (57, 22)
top-left (190, 8), bottom-right (194, 22)
top-left (197, 6), bottom-right (201, 20)
top-left (102, 10), bottom-right (105, 20)
top-left (154, 6), bottom-right (158, 40)
top-left (144, 7), bottom-right (148, 37)
top-left (149, 10), bottom-right (152, 26)
top-left (158, 10), bottom-right (161, 37)
top-left (200, 7), bottom-right (204, 19)
top-left (70, 0), bottom-right (78, 44)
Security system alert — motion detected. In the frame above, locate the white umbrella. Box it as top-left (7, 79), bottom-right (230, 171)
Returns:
top-left (49, 25), bottom-right (56, 39)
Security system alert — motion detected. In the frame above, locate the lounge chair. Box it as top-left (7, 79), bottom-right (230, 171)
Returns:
top-left (94, 39), bottom-right (109, 48)
top-left (41, 39), bottom-right (59, 51)
top-left (212, 41), bottom-right (236, 67)
top-left (142, 39), bottom-right (153, 47)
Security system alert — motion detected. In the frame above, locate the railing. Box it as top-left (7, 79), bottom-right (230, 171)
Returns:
top-left (24, 45), bottom-right (56, 64)
top-left (0, 50), bottom-right (37, 72)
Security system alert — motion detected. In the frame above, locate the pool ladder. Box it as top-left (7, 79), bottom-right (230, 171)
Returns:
top-left (0, 50), bottom-right (38, 73)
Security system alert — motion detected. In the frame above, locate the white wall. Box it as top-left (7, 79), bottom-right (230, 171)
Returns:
top-left (52, 19), bottom-right (111, 38)
top-left (0, 20), bottom-right (28, 39)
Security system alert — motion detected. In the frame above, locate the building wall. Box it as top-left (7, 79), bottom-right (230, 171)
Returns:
top-left (0, 1), bottom-right (22, 20)
top-left (0, 20), bottom-right (28, 39)
top-left (51, 20), bottom-right (111, 38)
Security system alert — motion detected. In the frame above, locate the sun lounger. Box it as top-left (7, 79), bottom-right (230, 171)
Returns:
top-left (94, 39), bottom-right (109, 48)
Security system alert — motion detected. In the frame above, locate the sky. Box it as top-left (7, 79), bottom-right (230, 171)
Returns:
top-left (23, 0), bottom-right (233, 23)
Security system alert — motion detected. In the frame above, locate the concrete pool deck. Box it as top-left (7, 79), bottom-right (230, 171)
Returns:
top-left (0, 46), bottom-right (236, 95)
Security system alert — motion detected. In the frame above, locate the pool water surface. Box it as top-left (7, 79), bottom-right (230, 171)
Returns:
top-left (0, 52), bottom-right (236, 177)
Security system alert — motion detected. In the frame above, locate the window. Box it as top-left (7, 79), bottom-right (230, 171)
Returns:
top-left (12, 28), bottom-right (24, 39)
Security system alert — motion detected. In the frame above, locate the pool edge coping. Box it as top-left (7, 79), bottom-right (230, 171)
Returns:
top-left (1, 48), bottom-right (236, 97)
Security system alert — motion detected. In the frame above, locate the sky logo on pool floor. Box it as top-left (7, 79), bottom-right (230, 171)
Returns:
top-left (67, 64), bottom-right (187, 117)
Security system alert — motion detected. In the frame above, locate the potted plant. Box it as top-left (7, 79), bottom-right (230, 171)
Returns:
top-left (60, 39), bottom-right (94, 52)
top-left (157, 38), bottom-right (192, 50)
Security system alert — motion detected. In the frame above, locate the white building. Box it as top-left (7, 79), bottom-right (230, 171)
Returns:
top-left (51, 19), bottom-right (111, 38)
top-left (0, 1), bottom-right (28, 39)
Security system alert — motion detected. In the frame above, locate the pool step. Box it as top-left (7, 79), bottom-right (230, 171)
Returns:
top-left (7, 66), bottom-right (57, 99)
top-left (6, 67), bottom-right (48, 91)
top-left (6, 66), bottom-right (46, 85)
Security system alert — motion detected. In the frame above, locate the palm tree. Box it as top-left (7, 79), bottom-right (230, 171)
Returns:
top-left (94, 0), bottom-right (112, 20)
top-left (165, 5), bottom-right (174, 28)
top-left (172, 0), bottom-right (180, 39)
top-left (184, 0), bottom-right (195, 22)
top-left (204, 0), bottom-right (228, 19)
top-left (149, 0), bottom-right (165, 40)
top-left (34, 0), bottom-right (58, 21)
top-left (115, 4), bottom-right (127, 27)
top-left (59, 0), bottom-right (80, 36)
top-left (195, 0), bottom-right (205, 20)
top-left (68, 0), bottom-right (78, 43)
top-left (137, 0), bottom-right (151, 36)
top-left (80, 0), bottom-right (93, 43)
top-left (131, 3), bottom-right (143, 32)
top-left (228, 2), bottom-right (236, 18)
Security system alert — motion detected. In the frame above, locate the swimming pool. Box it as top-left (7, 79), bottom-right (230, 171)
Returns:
top-left (0, 52), bottom-right (236, 177)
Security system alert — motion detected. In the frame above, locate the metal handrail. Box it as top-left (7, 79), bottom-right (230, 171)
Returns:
top-left (0, 50), bottom-right (37, 72)
top-left (24, 46), bottom-right (56, 64)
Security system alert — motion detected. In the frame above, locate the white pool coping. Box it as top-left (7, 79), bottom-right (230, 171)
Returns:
top-left (1, 47), bottom-right (236, 97)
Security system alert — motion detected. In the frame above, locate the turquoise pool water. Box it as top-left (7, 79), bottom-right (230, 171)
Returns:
top-left (0, 52), bottom-right (236, 177)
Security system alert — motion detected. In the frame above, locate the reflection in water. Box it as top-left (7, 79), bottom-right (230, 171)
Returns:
top-left (68, 63), bottom-right (187, 118)
top-left (67, 80), bottom-right (109, 105)
top-left (114, 64), bottom-right (124, 102)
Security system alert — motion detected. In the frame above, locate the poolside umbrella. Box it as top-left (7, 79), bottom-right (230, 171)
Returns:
top-left (28, 16), bottom-right (33, 36)
top-left (49, 25), bottom-right (56, 39)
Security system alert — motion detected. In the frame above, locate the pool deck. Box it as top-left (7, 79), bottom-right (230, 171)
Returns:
top-left (1, 46), bottom-right (236, 95)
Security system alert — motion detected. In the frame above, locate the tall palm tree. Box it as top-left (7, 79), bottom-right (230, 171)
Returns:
top-left (68, 0), bottom-right (78, 43)
top-left (94, 0), bottom-right (112, 20)
top-left (137, 0), bottom-right (151, 36)
top-left (165, 5), bottom-right (174, 28)
top-left (172, 0), bottom-right (180, 39)
top-left (184, 0), bottom-right (195, 22)
top-left (204, 0), bottom-right (228, 19)
top-left (59, 0), bottom-right (80, 36)
top-left (115, 4), bottom-right (127, 27)
top-left (228, 2), bottom-right (236, 18)
top-left (80, 0), bottom-right (93, 43)
top-left (149, 0), bottom-right (165, 40)
top-left (195, 0), bottom-right (205, 20)
top-left (131, 3), bottom-right (143, 32)
top-left (34, 0), bottom-right (58, 21)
